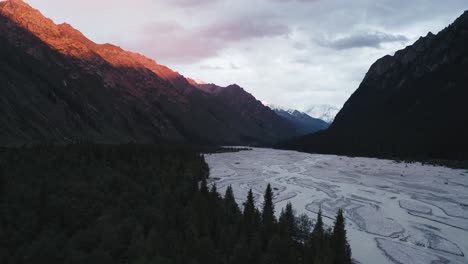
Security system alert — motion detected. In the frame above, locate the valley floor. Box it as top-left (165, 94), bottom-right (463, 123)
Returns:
top-left (206, 148), bottom-right (468, 264)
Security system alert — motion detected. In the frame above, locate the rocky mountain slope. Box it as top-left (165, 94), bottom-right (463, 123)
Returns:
top-left (0, 0), bottom-right (296, 146)
top-left (267, 105), bottom-right (329, 135)
top-left (281, 10), bottom-right (468, 160)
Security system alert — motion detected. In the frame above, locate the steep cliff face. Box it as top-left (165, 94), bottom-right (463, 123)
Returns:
top-left (282, 10), bottom-right (468, 160)
top-left (0, 0), bottom-right (295, 146)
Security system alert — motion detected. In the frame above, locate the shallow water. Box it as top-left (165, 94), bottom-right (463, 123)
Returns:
top-left (206, 148), bottom-right (468, 264)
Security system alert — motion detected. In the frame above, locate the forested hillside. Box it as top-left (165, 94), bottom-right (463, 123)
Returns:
top-left (0, 144), bottom-right (351, 264)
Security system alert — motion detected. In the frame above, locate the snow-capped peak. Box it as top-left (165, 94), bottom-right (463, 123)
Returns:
top-left (305, 104), bottom-right (341, 124)
top-left (264, 103), bottom-right (298, 115)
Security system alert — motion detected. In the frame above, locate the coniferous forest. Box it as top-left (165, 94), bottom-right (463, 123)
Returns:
top-left (0, 1), bottom-right (467, 263)
top-left (0, 144), bottom-right (351, 264)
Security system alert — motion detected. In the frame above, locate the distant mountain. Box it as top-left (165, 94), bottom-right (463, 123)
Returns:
top-left (0, 0), bottom-right (296, 146)
top-left (281, 10), bottom-right (468, 160)
top-left (305, 104), bottom-right (341, 124)
top-left (268, 105), bottom-right (329, 135)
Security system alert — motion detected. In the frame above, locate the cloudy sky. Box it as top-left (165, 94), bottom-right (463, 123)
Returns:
top-left (25, 0), bottom-right (468, 111)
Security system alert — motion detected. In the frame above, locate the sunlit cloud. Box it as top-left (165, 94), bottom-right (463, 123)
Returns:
top-left (130, 16), bottom-right (290, 62)
top-left (24, 0), bottom-right (468, 110)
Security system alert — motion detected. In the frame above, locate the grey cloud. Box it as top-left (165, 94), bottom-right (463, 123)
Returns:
top-left (317, 32), bottom-right (409, 50)
top-left (230, 63), bottom-right (240, 70)
top-left (165, 0), bottom-right (219, 7)
top-left (202, 20), bottom-right (289, 41)
top-left (293, 58), bottom-right (313, 65)
top-left (270, 0), bottom-right (319, 3)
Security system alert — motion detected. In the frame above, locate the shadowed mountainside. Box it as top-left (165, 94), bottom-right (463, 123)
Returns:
top-left (267, 105), bottom-right (329, 135)
top-left (281, 10), bottom-right (468, 160)
top-left (0, 0), bottom-right (296, 146)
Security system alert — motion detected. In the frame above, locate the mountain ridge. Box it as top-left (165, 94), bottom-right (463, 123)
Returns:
top-left (281, 9), bottom-right (468, 160)
top-left (267, 104), bottom-right (329, 135)
top-left (0, 0), bottom-right (297, 146)
top-left (304, 104), bottom-right (340, 124)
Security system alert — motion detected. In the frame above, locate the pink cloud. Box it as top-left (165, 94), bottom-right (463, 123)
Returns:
top-left (132, 17), bottom-right (289, 62)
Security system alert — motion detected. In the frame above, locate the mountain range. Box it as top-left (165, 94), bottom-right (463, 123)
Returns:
top-left (2, 0), bottom-right (467, 162)
top-left (281, 10), bottom-right (468, 160)
top-left (267, 105), bottom-right (329, 135)
top-left (0, 0), bottom-right (315, 146)
top-left (304, 104), bottom-right (341, 124)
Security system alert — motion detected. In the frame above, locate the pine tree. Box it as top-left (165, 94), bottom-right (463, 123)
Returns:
top-left (243, 189), bottom-right (256, 216)
top-left (278, 202), bottom-right (296, 238)
top-left (191, 175), bottom-right (199, 193)
top-left (200, 177), bottom-right (209, 194)
top-left (308, 207), bottom-right (327, 264)
top-left (331, 209), bottom-right (351, 264)
top-left (242, 189), bottom-right (259, 239)
top-left (248, 232), bottom-right (263, 263)
top-left (208, 183), bottom-right (221, 242)
top-left (38, 180), bottom-right (48, 229)
top-left (210, 184), bottom-right (221, 200)
top-left (224, 185), bottom-right (240, 220)
top-left (296, 213), bottom-right (312, 244)
top-left (261, 184), bottom-right (276, 245)
top-left (230, 239), bottom-right (249, 264)
top-left (261, 234), bottom-right (291, 264)
top-left (0, 166), bottom-right (4, 201)
top-left (312, 207), bottom-right (324, 237)
top-left (262, 184), bottom-right (275, 223)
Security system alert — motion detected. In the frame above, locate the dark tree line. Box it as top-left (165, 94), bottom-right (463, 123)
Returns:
top-left (0, 144), bottom-right (351, 264)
